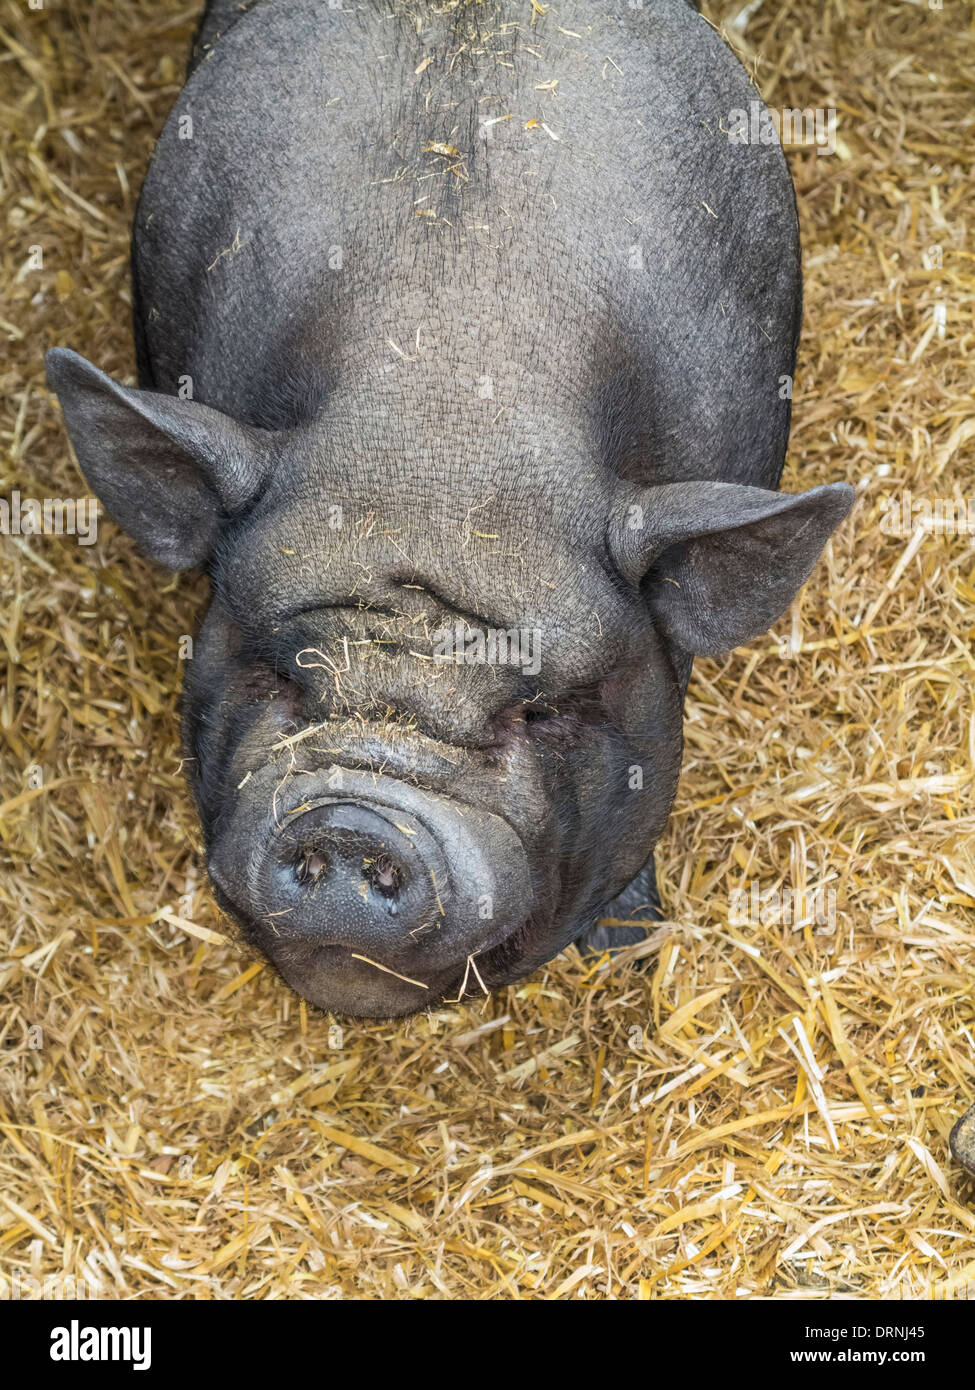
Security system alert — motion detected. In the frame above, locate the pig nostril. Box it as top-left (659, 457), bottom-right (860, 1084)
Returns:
top-left (363, 852), bottom-right (402, 899)
top-left (263, 794), bottom-right (458, 943)
top-left (294, 850), bottom-right (329, 886)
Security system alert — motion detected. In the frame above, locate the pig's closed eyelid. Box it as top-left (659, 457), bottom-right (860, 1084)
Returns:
top-left (275, 598), bottom-right (350, 622)
top-left (274, 595), bottom-right (509, 637)
top-left (229, 631), bottom-right (303, 682)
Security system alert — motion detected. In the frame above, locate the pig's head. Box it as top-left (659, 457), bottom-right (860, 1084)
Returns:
top-left (46, 347), bottom-right (853, 1017)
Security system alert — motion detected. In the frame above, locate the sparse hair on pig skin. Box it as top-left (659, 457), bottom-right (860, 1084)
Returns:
top-left (46, 0), bottom-right (852, 1018)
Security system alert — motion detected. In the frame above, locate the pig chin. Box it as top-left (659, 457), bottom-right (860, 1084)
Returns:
top-left (198, 728), bottom-right (558, 1019)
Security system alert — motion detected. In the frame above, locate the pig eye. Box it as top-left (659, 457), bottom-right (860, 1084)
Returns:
top-left (492, 686), bottom-right (604, 748)
top-left (233, 643), bottom-right (304, 704)
top-left (523, 704), bottom-right (555, 724)
top-left (515, 696), bottom-right (558, 723)
top-left (491, 698), bottom-right (559, 742)
top-left (494, 700), bottom-right (549, 730)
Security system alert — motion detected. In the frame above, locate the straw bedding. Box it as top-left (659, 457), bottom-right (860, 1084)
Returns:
top-left (1, 0), bottom-right (973, 1299)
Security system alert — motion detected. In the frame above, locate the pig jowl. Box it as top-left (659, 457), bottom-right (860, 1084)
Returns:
top-left (46, 0), bottom-right (853, 1018)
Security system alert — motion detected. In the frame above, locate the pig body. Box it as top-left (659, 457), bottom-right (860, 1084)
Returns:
top-left (48, 0), bottom-right (853, 1017)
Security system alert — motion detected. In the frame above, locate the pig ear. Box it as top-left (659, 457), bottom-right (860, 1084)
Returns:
top-left (45, 347), bottom-right (273, 570)
top-left (609, 480), bottom-right (854, 656)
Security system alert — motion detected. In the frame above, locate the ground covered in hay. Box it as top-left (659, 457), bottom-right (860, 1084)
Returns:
top-left (1, 0), bottom-right (974, 1299)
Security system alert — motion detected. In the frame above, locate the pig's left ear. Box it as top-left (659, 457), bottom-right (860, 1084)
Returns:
top-left (45, 347), bottom-right (274, 570)
top-left (608, 479), bottom-right (854, 656)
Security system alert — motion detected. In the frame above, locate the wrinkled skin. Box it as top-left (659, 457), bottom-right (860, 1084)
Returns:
top-left (47, 0), bottom-right (853, 1017)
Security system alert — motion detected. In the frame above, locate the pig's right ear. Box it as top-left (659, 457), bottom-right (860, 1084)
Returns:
top-left (45, 347), bottom-right (273, 570)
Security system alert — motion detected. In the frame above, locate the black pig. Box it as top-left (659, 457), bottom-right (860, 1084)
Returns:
top-left (47, 0), bottom-right (853, 1017)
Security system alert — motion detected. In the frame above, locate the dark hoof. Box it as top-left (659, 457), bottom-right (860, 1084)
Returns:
top-left (950, 1103), bottom-right (975, 1177)
top-left (577, 862), bottom-right (662, 957)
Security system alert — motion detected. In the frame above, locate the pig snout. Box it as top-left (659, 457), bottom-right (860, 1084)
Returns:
top-left (207, 767), bottom-right (531, 1012)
